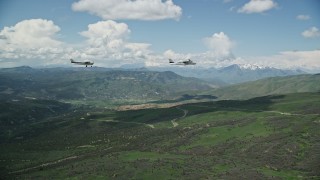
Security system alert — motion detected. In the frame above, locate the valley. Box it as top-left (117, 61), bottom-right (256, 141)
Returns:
top-left (0, 67), bottom-right (319, 179)
top-left (2, 0), bottom-right (319, 179)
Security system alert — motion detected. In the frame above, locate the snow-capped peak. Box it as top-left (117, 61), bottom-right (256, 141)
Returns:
top-left (237, 64), bottom-right (269, 70)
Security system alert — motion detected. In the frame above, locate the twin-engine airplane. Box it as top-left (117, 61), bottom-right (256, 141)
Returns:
top-left (70, 59), bottom-right (94, 67)
top-left (169, 59), bottom-right (196, 65)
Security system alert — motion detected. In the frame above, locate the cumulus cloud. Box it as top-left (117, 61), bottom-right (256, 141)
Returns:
top-left (125, 43), bottom-right (151, 58)
top-left (1, 19), bottom-right (318, 71)
top-left (0, 19), bottom-right (69, 66)
top-left (238, 0), bottom-right (277, 14)
top-left (0, 19), bottom-right (153, 67)
top-left (72, 0), bottom-right (182, 21)
top-left (296, 14), bottom-right (310, 21)
top-left (302, 27), bottom-right (320, 38)
top-left (0, 19), bottom-right (61, 49)
top-left (80, 20), bottom-right (130, 54)
top-left (203, 32), bottom-right (234, 58)
top-left (79, 20), bottom-right (152, 66)
top-left (80, 21), bottom-right (130, 40)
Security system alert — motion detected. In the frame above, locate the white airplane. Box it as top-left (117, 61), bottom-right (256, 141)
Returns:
top-left (70, 59), bottom-right (94, 67)
top-left (169, 59), bottom-right (196, 65)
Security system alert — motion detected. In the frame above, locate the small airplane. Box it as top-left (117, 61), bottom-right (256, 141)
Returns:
top-left (169, 59), bottom-right (196, 65)
top-left (70, 59), bottom-right (94, 67)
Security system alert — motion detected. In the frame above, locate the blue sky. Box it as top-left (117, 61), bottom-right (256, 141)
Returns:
top-left (0, 0), bottom-right (319, 70)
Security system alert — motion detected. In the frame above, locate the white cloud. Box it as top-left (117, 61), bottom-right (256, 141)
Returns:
top-left (302, 27), bottom-right (320, 38)
top-left (0, 19), bottom-right (153, 67)
top-left (242, 50), bottom-right (320, 70)
top-left (163, 49), bottom-right (192, 59)
top-left (296, 14), bottom-right (310, 21)
top-left (125, 43), bottom-right (151, 58)
top-left (80, 21), bottom-right (130, 40)
top-left (1, 19), bottom-right (318, 71)
top-left (79, 20), bottom-right (130, 54)
top-left (203, 32), bottom-right (234, 58)
top-left (0, 19), bottom-right (69, 66)
top-left (72, 0), bottom-right (182, 21)
top-left (0, 19), bottom-right (61, 49)
top-left (79, 20), bottom-right (152, 66)
top-left (238, 0), bottom-right (277, 14)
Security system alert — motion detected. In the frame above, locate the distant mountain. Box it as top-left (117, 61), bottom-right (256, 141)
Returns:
top-left (147, 64), bottom-right (305, 85)
top-left (0, 66), bottom-right (211, 104)
top-left (203, 74), bottom-right (320, 100)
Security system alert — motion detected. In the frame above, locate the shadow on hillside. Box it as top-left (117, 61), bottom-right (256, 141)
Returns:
top-left (182, 95), bottom-right (286, 116)
top-left (151, 94), bottom-right (217, 104)
top-left (218, 95), bottom-right (285, 110)
top-left (112, 95), bottom-right (286, 126)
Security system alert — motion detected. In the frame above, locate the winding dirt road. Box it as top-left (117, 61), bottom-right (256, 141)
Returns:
top-left (171, 107), bottom-right (188, 128)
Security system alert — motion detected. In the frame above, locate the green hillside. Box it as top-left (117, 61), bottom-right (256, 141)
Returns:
top-left (0, 97), bottom-right (71, 142)
top-left (1, 68), bottom-right (319, 179)
top-left (0, 67), bottom-right (211, 106)
top-left (205, 74), bottom-right (320, 100)
top-left (1, 92), bottom-right (319, 179)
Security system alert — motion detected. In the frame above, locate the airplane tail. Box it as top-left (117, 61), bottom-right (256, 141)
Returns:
top-left (169, 59), bottom-right (174, 63)
top-left (70, 59), bottom-right (75, 63)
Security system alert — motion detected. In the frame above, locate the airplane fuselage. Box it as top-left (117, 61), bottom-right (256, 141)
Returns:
top-left (70, 59), bottom-right (94, 67)
top-left (169, 59), bottom-right (196, 65)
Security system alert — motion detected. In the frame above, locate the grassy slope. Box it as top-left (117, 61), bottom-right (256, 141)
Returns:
top-left (0, 97), bottom-right (72, 142)
top-left (1, 92), bottom-right (319, 179)
top-left (204, 74), bottom-right (320, 100)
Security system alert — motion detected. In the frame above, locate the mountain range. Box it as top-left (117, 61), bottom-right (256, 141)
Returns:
top-left (146, 64), bottom-right (305, 85)
top-left (0, 66), bottom-right (315, 106)
top-left (204, 73), bottom-right (320, 100)
top-left (0, 66), bottom-right (211, 106)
